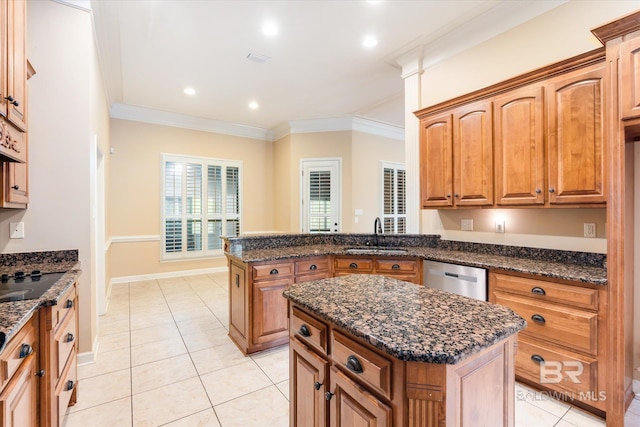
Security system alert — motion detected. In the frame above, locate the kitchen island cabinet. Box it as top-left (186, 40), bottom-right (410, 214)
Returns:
top-left (284, 274), bottom-right (526, 427)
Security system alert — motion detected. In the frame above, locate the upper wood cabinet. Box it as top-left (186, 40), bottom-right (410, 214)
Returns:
top-left (419, 112), bottom-right (453, 207)
top-left (494, 85), bottom-right (545, 205)
top-left (546, 63), bottom-right (606, 204)
top-left (620, 34), bottom-right (640, 120)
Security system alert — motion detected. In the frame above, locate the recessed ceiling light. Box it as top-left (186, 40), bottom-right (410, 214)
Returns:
top-left (262, 22), bottom-right (278, 36)
top-left (249, 101), bottom-right (259, 109)
top-left (363, 36), bottom-right (378, 48)
top-left (183, 87), bottom-right (196, 96)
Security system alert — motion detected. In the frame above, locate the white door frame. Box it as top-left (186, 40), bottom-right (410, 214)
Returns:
top-left (91, 136), bottom-right (107, 316)
top-left (300, 158), bottom-right (342, 233)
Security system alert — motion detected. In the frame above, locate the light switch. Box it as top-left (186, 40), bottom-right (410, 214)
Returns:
top-left (10, 222), bottom-right (24, 239)
top-left (495, 220), bottom-right (505, 233)
top-left (461, 219), bottom-right (473, 231)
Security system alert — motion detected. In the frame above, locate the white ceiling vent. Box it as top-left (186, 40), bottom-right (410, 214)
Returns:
top-left (246, 53), bottom-right (271, 64)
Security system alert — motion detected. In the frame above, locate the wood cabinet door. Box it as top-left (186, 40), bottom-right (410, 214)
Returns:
top-left (252, 277), bottom-right (291, 345)
top-left (229, 264), bottom-right (246, 338)
top-left (621, 35), bottom-right (640, 120)
top-left (546, 64), bottom-right (606, 204)
top-left (329, 367), bottom-right (391, 427)
top-left (419, 113), bottom-right (453, 207)
top-left (290, 339), bottom-right (328, 427)
top-left (453, 100), bottom-right (493, 206)
top-left (5, 0), bottom-right (26, 131)
top-left (0, 354), bottom-right (37, 427)
top-left (494, 85), bottom-right (545, 205)
top-left (5, 161), bottom-right (27, 205)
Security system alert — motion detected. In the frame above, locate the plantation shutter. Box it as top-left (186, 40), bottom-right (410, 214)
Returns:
top-left (309, 170), bottom-right (332, 232)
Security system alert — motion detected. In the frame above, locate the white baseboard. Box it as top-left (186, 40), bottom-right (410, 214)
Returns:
top-left (110, 266), bottom-right (228, 285)
top-left (77, 335), bottom-right (99, 366)
top-left (634, 379), bottom-right (640, 395)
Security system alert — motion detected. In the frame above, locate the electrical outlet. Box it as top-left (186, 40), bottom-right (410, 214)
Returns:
top-left (9, 222), bottom-right (24, 239)
top-left (584, 223), bottom-right (596, 238)
top-left (461, 219), bottom-right (473, 231)
top-left (495, 220), bottom-right (505, 233)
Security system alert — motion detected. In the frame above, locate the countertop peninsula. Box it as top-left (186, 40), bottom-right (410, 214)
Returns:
top-left (283, 274), bottom-right (526, 364)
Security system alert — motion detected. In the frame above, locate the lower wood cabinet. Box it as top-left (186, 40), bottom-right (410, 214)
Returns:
top-left (333, 255), bottom-right (421, 284)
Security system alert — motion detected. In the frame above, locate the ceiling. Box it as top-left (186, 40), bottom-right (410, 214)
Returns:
top-left (88, 0), bottom-right (566, 138)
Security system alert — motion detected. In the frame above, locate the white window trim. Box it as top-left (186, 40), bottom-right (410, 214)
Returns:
top-left (299, 158), bottom-right (342, 233)
top-left (160, 153), bottom-right (243, 260)
top-left (380, 161), bottom-right (406, 234)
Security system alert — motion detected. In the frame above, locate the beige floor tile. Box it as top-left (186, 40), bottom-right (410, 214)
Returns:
top-left (182, 328), bottom-right (232, 352)
top-left (130, 322), bottom-right (181, 346)
top-left (171, 306), bottom-right (216, 322)
top-left (559, 406), bottom-right (606, 426)
top-left (214, 386), bottom-right (289, 427)
top-left (276, 380), bottom-right (289, 401)
top-left (251, 346), bottom-right (289, 384)
top-left (63, 397), bottom-right (132, 427)
top-left (175, 313), bottom-right (225, 336)
top-left (132, 377), bottom-right (211, 427)
top-left (78, 347), bottom-right (130, 380)
top-left (131, 336), bottom-right (187, 366)
top-left (131, 353), bottom-right (198, 394)
top-left (200, 360), bottom-right (272, 406)
top-left (514, 399), bottom-right (561, 427)
top-left (162, 408), bottom-right (221, 427)
top-left (515, 383), bottom-right (571, 418)
top-left (67, 368), bottom-right (131, 413)
top-left (190, 341), bottom-right (249, 375)
top-left (628, 397), bottom-right (640, 416)
top-left (625, 411), bottom-right (640, 427)
top-left (130, 312), bottom-right (175, 330)
top-left (98, 330), bottom-right (130, 352)
top-left (98, 315), bottom-right (130, 336)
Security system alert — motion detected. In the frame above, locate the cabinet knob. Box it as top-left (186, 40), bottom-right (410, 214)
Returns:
top-left (530, 287), bottom-right (546, 295)
top-left (349, 263), bottom-right (358, 269)
top-left (345, 355), bottom-right (363, 373)
top-left (548, 188), bottom-right (555, 193)
top-left (299, 324), bottom-right (311, 337)
top-left (454, 194), bottom-right (459, 198)
top-left (65, 299), bottom-right (74, 309)
top-left (19, 343), bottom-right (33, 359)
top-left (446, 194), bottom-right (451, 198)
top-left (325, 391), bottom-right (334, 401)
top-left (392, 264), bottom-right (400, 270)
top-left (309, 264), bottom-right (317, 270)
top-left (35, 369), bottom-right (45, 377)
top-left (66, 333), bottom-right (75, 343)
top-left (535, 189), bottom-right (541, 194)
top-left (313, 381), bottom-right (322, 390)
top-left (531, 314), bottom-right (546, 324)
top-left (531, 354), bottom-right (545, 364)
top-left (11, 185), bottom-right (18, 190)
top-left (66, 380), bottom-right (75, 391)
top-left (4, 96), bottom-right (18, 106)
top-left (269, 268), bottom-right (279, 275)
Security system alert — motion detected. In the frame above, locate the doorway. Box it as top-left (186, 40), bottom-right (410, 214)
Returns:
top-left (300, 158), bottom-right (341, 233)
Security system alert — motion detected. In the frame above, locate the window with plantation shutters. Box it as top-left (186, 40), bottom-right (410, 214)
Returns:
top-left (162, 154), bottom-right (242, 259)
top-left (301, 159), bottom-right (341, 233)
top-left (382, 162), bottom-right (406, 234)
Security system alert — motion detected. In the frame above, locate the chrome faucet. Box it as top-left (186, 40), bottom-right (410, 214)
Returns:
top-left (374, 217), bottom-right (382, 246)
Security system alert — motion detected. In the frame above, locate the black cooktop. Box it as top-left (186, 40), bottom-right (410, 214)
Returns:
top-left (0, 271), bottom-right (65, 303)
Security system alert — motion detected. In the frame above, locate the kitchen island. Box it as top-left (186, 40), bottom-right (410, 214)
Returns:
top-left (283, 274), bottom-right (526, 426)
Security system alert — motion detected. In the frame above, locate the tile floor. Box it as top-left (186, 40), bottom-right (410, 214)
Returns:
top-left (62, 272), bottom-right (640, 427)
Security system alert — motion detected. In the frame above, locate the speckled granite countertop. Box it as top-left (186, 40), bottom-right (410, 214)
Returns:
top-left (284, 274), bottom-right (527, 364)
top-left (0, 250), bottom-right (81, 355)
top-left (225, 238), bottom-right (607, 285)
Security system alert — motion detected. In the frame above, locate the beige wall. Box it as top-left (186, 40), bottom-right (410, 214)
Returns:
top-left (351, 131), bottom-right (405, 233)
top-left (273, 135), bottom-right (292, 232)
top-left (0, 1), bottom-right (103, 355)
top-left (108, 119), bottom-right (274, 277)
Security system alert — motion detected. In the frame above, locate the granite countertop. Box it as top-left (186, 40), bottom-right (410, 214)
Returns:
top-left (283, 274), bottom-right (527, 364)
top-left (0, 250), bottom-right (81, 355)
top-left (225, 243), bottom-right (607, 285)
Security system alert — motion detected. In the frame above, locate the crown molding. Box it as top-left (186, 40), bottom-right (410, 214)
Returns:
top-left (52, 0), bottom-right (92, 12)
top-left (110, 104), bottom-right (404, 142)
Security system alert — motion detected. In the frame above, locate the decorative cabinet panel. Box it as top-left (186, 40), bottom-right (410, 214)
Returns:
top-left (494, 84), bottom-right (545, 205)
top-left (546, 63), bottom-right (606, 205)
top-left (419, 113), bottom-right (453, 207)
top-left (289, 338), bottom-right (328, 427)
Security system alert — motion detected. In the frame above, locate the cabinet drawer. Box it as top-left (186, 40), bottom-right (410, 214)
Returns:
top-left (295, 257), bottom-right (330, 274)
top-left (55, 350), bottom-right (77, 427)
top-left (331, 331), bottom-right (392, 400)
top-left (53, 285), bottom-right (76, 330)
top-left (492, 273), bottom-right (598, 310)
top-left (291, 307), bottom-right (328, 356)
top-left (375, 258), bottom-right (417, 274)
top-left (252, 262), bottom-right (294, 281)
top-left (54, 306), bottom-right (77, 380)
top-left (494, 292), bottom-right (597, 355)
top-left (295, 271), bottom-right (332, 283)
top-left (334, 257), bottom-right (373, 272)
top-left (0, 318), bottom-right (36, 391)
top-left (516, 338), bottom-right (598, 398)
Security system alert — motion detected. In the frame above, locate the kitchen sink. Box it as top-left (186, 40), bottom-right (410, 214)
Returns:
top-left (344, 247), bottom-right (408, 255)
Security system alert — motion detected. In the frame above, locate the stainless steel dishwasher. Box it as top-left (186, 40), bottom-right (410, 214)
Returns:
top-left (423, 260), bottom-right (487, 301)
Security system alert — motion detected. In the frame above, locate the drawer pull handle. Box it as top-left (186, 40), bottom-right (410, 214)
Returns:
top-left (313, 381), bottom-right (322, 390)
top-left (35, 370), bottom-right (45, 377)
top-left (325, 391), bottom-right (334, 401)
top-left (235, 274), bottom-right (240, 288)
top-left (309, 264), bottom-right (317, 270)
top-left (299, 324), bottom-right (311, 337)
top-left (65, 299), bottom-right (74, 309)
top-left (349, 263), bottom-right (358, 269)
top-left (531, 354), bottom-right (545, 364)
top-left (66, 333), bottom-right (75, 343)
top-left (531, 314), bottom-right (546, 324)
top-left (392, 264), bottom-right (400, 270)
top-left (66, 380), bottom-right (75, 391)
top-left (531, 287), bottom-right (546, 295)
top-left (19, 344), bottom-right (33, 358)
top-left (269, 268), bottom-right (279, 275)
top-left (346, 355), bottom-right (363, 373)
